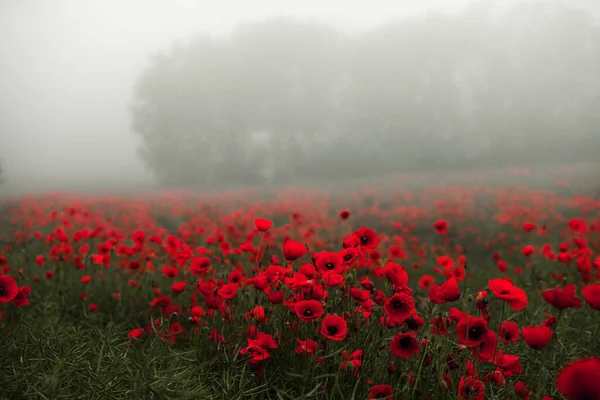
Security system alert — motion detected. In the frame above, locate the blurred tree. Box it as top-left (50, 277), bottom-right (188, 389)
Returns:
top-left (131, 19), bottom-right (345, 186)
top-left (131, 1), bottom-right (600, 187)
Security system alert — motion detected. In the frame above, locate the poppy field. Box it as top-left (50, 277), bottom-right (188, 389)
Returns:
top-left (1, 170), bottom-right (600, 400)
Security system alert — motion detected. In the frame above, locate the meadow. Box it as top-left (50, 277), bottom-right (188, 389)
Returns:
top-left (0, 167), bottom-right (599, 400)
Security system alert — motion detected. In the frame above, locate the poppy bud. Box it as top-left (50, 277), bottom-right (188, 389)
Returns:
top-left (467, 294), bottom-right (473, 303)
top-left (387, 362), bottom-right (397, 374)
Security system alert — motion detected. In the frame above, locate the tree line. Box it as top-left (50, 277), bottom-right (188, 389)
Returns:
top-left (131, 1), bottom-right (600, 186)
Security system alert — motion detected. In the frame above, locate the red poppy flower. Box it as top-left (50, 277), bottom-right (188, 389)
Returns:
top-left (471, 329), bottom-right (498, 362)
top-left (488, 278), bottom-right (528, 311)
top-left (12, 286), bottom-right (32, 307)
top-left (456, 316), bottom-right (489, 347)
top-left (419, 275), bottom-right (435, 290)
top-left (458, 376), bottom-right (485, 400)
top-left (294, 300), bottom-right (324, 322)
top-left (171, 281), bottom-right (187, 293)
top-left (368, 385), bottom-right (393, 399)
top-left (389, 246), bottom-right (405, 259)
top-left (542, 284), bottom-right (582, 310)
top-left (568, 218), bottom-right (586, 234)
top-left (352, 227), bottom-right (379, 249)
top-left (254, 218), bottom-right (273, 232)
top-left (283, 239), bottom-right (306, 261)
top-left (390, 333), bottom-right (420, 358)
top-left (162, 266), bottom-right (179, 279)
top-left (320, 315), bottom-right (348, 341)
top-left (495, 350), bottom-right (523, 375)
top-left (190, 257), bottom-right (211, 276)
top-left (321, 271), bottom-right (344, 287)
top-left (384, 292), bottom-right (415, 323)
top-left (296, 338), bottom-right (318, 355)
top-left (499, 321), bottom-right (520, 343)
top-left (429, 278), bottom-right (461, 304)
top-left (338, 210), bottom-right (350, 220)
top-left (150, 295), bottom-right (172, 309)
top-left (383, 262), bottom-right (409, 287)
top-left (0, 275), bottom-right (18, 305)
top-left (341, 349), bottom-right (363, 370)
top-left (497, 260), bottom-right (508, 273)
top-left (522, 325), bottom-right (552, 350)
top-left (582, 283), bottom-right (600, 310)
top-left (339, 248), bottom-right (358, 264)
top-left (522, 222), bottom-right (537, 232)
top-left (522, 245), bottom-right (534, 257)
top-left (315, 252), bottom-right (343, 273)
top-left (127, 328), bottom-right (144, 339)
top-left (556, 357), bottom-right (600, 400)
top-left (437, 256), bottom-right (454, 269)
top-left (514, 381), bottom-right (531, 400)
top-left (218, 283), bottom-right (237, 300)
top-left (434, 220), bottom-right (448, 235)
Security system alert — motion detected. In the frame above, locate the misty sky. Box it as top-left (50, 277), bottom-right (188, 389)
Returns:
top-left (0, 0), bottom-right (590, 193)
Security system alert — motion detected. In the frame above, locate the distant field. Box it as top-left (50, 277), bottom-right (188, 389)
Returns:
top-left (0, 164), bottom-right (599, 399)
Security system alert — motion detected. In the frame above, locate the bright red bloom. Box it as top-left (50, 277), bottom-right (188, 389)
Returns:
top-left (368, 385), bottom-right (393, 399)
top-left (383, 262), bottom-right (409, 287)
top-left (522, 245), bottom-right (534, 257)
top-left (150, 295), bottom-right (172, 309)
top-left (419, 275), bottom-right (435, 290)
top-left (390, 333), bottom-right (420, 358)
top-left (162, 266), bottom-right (179, 279)
top-left (254, 218), bottom-right (273, 232)
top-left (283, 239), bottom-right (306, 261)
top-left (0, 275), bottom-right (18, 305)
top-left (582, 283), bottom-right (600, 310)
top-left (190, 257), bottom-right (211, 276)
top-left (296, 338), bottom-right (318, 355)
top-left (499, 321), bottom-right (520, 343)
top-left (522, 222), bottom-right (537, 232)
top-left (294, 300), bottom-right (324, 322)
top-left (12, 286), bottom-right (32, 307)
top-left (341, 349), bottom-right (363, 370)
top-left (218, 283), bottom-right (237, 300)
top-left (456, 316), bottom-right (489, 347)
top-left (320, 315), bottom-right (347, 341)
top-left (434, 220), bottom-right (448, 235)
top-left (429, 278), bottom-right (460, 304)
top-left (352, 227), bottom-right (379, 249)
top-left (128, 328), bottom-right (144, 339)
top-left (458, 376), bottom-right (485, 400)
top-left (437, 256), bottom-right (454, 269)
top-left (568, 218), bottom-right (586, 234)
top-left (171, 281), bottom-right (187, 293)
top-left (495, 350), bottom-right (523, 375)
top-left (522, 325), bottom-right (552, 350)
top-left (488, 278), bottom-right (528, 311)
top-left (315, 252), bottom-right (343, 273)
top-left (542, 284), bottom-right (582, 310)
top-left (471, 330), bottom-right (498, 362)
top-left (338, 210), bottom-right (350, 220)
top-left (514, 381), bottom-right (531, 400)
top-left (556, 357), bottom-right (600, 400)
top-left (383, 292), bottom-right (415, 323)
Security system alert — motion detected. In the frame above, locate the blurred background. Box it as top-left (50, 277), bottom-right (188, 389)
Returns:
top-left (1, 0), bottom-right (599, 195)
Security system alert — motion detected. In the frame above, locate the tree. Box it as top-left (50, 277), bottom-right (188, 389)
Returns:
top-left (131, 18), bottom-right (346, 187)
top-left (131, 1), bottom-right (600, 188)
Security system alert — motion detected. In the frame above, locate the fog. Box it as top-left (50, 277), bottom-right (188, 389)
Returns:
top-left (1, 0), bottom-right (600, 196)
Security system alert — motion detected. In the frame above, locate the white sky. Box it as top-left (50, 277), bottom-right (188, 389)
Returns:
top-left (0, 0), bottom-right (560, 193)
